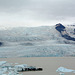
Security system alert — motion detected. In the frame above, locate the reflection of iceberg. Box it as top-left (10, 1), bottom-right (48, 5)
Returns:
top-left (56, 67), bottom-right (75, 75)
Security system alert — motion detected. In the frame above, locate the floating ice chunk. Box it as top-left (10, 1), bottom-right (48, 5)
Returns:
top-left (0, 61), bottom-right (7, 66)
top-left (15, 64), bottom-right (28, 68)
top-left (0, 67), bottom-right (7, 75)
top-left (56, 67), bottom-right (75, 73)
top-left (0, 61), bottom-right (24, 75)
top-left (15, 64), bottom-right (28, 72)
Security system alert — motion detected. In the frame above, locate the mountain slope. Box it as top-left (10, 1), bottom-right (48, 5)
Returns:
top-left (55, 23), bottom-right (75, 41)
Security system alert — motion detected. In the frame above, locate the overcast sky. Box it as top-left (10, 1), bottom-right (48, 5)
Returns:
top-left (0, 0), bottom-right (75, 27)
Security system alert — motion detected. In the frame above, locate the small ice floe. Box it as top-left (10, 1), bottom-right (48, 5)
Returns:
top-left (0, 61), bottom-right (7, 66)
top-left (15, 64), bottom-right (28, 72)
top-left (15, 64), bottom-right (43, 72)
top-left (56, 67), bottom-right (75, 75)
top-left (0, 61), bottom-right (23, 75)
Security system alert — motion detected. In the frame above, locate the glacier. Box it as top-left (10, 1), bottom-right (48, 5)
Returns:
top-left (0, 24), bottom-right (75, 58)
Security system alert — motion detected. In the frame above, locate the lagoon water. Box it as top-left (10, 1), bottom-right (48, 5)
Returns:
top-left (0, 57), bottom-right (75, 75)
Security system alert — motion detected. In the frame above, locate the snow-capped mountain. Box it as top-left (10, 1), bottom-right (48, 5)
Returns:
top-left (0, 23), bottom-right (75, 57)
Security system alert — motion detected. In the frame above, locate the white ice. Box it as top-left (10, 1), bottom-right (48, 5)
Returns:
top-left (0, 61), bottom-right (23, 75)
top-left (56, 67), bottom-right (75, 73)
top-left (15, 64), bottom-right (28, 68)
top-left (0, 61), bottom-right (7, 66)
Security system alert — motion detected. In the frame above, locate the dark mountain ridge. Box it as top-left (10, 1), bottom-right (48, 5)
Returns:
top-left (55, 23), bottom-right (75, 41)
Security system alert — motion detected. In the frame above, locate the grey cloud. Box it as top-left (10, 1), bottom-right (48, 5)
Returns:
top-left (0, 0), bottom-right (75, 15)
top-left (0, 0), bottom-right (31, 13)
top-left (0, 0), bottom-right (75, 25)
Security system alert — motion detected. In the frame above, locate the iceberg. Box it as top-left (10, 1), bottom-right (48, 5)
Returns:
top-left (56, 67), bottom-right (75, 75)
top-left (0, 61), bottom-right (23, 75)
top-left (0, 61), bottom-right (7, 66)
